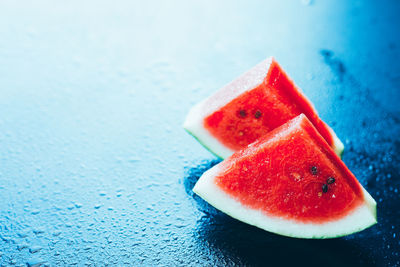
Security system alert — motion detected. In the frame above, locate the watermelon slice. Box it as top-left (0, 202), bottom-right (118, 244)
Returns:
top-left (184, 57), bottom-right (344, 159)
top-left (193, 114), bottom-right (376, 239)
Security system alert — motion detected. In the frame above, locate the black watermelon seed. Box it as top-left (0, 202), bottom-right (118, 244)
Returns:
top-left (254, 110), bottom-right (262, 119)
top-left (238, 110), bottom-right (247, 118)
top-left (310, 166), bottom-right (318, 175)
top-left (322, 184), bottom-right (328, 193)
top-left (327, 177), bottom-right (335, 184)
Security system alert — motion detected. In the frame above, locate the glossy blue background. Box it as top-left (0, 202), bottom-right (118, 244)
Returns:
top-left (0, 1), bottom-right (399, 266)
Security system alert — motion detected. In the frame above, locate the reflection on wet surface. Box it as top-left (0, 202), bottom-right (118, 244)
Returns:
top-left (184, 159), bottom-right (391, 267)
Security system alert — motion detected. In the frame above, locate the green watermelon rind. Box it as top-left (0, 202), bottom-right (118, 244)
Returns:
top-left (193, 163), bottom-right (377, 239)
top-left (184, 127), bottom-right (224, 159)
top-left (183, 57), bottom-right (345, 159)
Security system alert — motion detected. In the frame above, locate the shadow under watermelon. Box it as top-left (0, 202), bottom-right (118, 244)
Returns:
top-left (184, 159), bottom-right (378, 267)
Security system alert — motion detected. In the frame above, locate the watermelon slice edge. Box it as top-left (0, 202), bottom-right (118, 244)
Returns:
top-left (193, 115), bottom-right (376, 239)
top-left (184, 57), bottom-right (344, 159)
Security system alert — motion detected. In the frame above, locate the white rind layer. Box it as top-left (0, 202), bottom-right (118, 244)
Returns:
top-left (193, 164), bottom-right (377, 239)
top-left (183, 99), bottom-right (235, 159)
top-left (183, 57), bottom-right (344, 158)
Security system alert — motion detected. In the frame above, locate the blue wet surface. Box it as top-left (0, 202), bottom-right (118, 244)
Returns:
top-left (0, 1), bottom-right (399, 266)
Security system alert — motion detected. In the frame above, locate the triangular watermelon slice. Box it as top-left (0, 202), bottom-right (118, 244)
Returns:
top-left (193, 114), bottom-right (376, 239)
top-left (184, 57), bottom-right (344, 159)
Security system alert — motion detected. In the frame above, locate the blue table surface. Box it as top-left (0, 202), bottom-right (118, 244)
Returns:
top-left (0, 1), bottom-right (399, 266)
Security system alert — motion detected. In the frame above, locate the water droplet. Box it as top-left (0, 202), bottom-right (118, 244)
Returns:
top-left (99, 191), bottom-right (106, 196)
top-left (17, 243), bottom-right (29, 251)
top-left (94, 204), bottom-right (102, 209)
top-left (26, 257), bottom-right (46, 267)
top-left (52, 231), bottom-right (61, 237)
top-left (174, 223), bottom-right (188, 228)
top-left (29, 246), bottom-right (43, 253)
top-left (17, 231), bottom-right (28, 238)
top-left (128, 157), bottom-right (141, 163)
top-left (31, 209), bottom-right (40, 215)
top-left (33, 229), bottom-right (45, 235)
top-left (0, 234), bottom-right (12, 242)
top-left (74, 203), bottom-right (82, 208)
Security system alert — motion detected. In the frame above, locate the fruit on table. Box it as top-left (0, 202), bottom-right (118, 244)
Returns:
top-left (184, 57), bottom-right (343, 158)
top-left (193, 114), bottom-right (376, 239)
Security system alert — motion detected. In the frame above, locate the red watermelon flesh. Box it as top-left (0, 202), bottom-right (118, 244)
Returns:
top-left (215, 114), bottom-right (361, 222)
top-left (193, 114), bottom-right (376, 238)
top-left (184, 57), bottom-right (344, 158)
